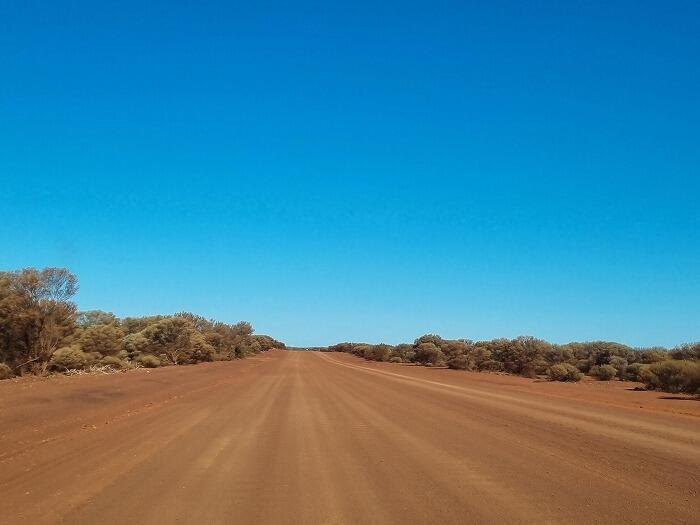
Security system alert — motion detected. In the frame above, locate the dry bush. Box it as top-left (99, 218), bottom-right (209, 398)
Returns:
top-left (642, 360), bottom-right (700, 395)
top-left (49, 346), bottom-right (92, 371)
top-left (447, 355), bottom-right (471, 370)
top-left (136, 354), bottom-right (161, 368)
top-left (388, 356), bottom-right (403, 363)
top-left (0, 362), bottom-right (14, 380)
top-left (547, 363), bottom-right (583, 382)
top-left (414, 343), bottom-right (445, 366)
top-left (65, 364), bottom-right (123, 376)
top-left (100, 355), bottom-right (132, 370)
top-left (590, 364), bottom-right (617, 381)
top-left (623, 362), bottom-right (648, 382)
top-left (479, 359), bottom-right (504, 372)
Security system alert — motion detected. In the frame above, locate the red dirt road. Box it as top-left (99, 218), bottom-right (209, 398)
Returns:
top-left (1, 351), bottom-right (698, 524)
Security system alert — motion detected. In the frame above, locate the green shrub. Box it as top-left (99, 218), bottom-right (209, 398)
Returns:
top-left (642, 360), bottom-right (700, 395)
top-left (388, 356), bottom-right (403, 363)
top-left (136, 354), bottom-right (161, 368)
top-left (547, 363), bottom-right (583, 382)
top-left (608, 356), bottom-right (628, 378)
top-left (49, 346), bottom-right (91, 371)
top-left (670, 342), bottom-right (700, 361)
top-left (414, 343), bottom-right (445, 366)
top-left (0, 363), bottom-right (14, 380)
top-left (447, 355), bottom-right (471, 370)
top-left (590, 364), bottom-right (617, 381)
top-left (623, 362), bottom-right (648, 382)
top-left (365, 344), bottom-right (391, 362)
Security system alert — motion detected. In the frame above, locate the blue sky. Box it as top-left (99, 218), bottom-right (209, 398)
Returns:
top-left (1, 1), bottom-right (698, 347)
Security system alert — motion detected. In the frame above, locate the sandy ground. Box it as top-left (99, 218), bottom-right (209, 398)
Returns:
top-left (0, 350), bottom-right (698, 524)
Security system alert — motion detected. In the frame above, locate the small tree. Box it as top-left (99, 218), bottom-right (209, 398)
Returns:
top-left (78, 323), bottom-right (124, 356)
top-left (671, 342), bottom-right (700, 361)
top-left (414, 342), bottom-right (445, 366)
top-left (447, 354), bottom-right (471, 370)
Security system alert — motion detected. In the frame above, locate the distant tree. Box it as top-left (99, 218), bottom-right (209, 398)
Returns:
top-left (369, 344), bottom-right (392, 362)
top-left (623, 362), bottom-right (649, 382)
top-left (470, 345), bottom-right (493, 371)
top-left (547, 363), bottom-right (583, 382)
top-left (447, 354), bottom-right (471, 370)
top-left (120, 316), bottom-right (165, 335)
top-left (590, 364), bottom-right (617, 381)
top-left (414, 342), bottom-right (444, 366)
top-left (175, 312), bottom-right (213, 333)
top-left (78, 323), bottom-right (124, 356)
top-left (414, 334), bottom-right (445, 348)
top-left (391, 343), bottom-right (415, 363)
top-left (122, 332), bottom-right (150, 357)
top-left (49, 345), bottom-right (92, 371)
top-left (492, 336), bottom-right (550, 377)
top-left (670, 342), bottom-right (700, 361)
top-left (442, 340), bottom-right (470, 361)
top-left (608, 356), bottom-right (628, 378)
top-left (641, 360), bottom-right (700, 395)
top-left (634, 347), bottom-right (670, 364)
top-left (77, 310), bottom-right (118, 327)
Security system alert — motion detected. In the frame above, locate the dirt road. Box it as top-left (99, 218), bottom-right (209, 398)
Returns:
top-left (1, 351), bottom-right (698, 524)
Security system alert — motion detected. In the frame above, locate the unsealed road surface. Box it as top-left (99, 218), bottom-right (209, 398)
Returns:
top-left (1, 351), bottom-right (698, 524)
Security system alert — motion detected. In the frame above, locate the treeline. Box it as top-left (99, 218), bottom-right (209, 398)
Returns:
top-left (0, 268), bottom-right (285, 379)
top-left (321, 335), bottom-right (700, 396)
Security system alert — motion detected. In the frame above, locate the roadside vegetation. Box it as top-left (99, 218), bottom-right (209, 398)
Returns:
top-left (318, 336), bottom-right (700, 396)
top-left (2, 267), bottom-right (697, 397)
top-left (0, 267), bottom-right (285, 379)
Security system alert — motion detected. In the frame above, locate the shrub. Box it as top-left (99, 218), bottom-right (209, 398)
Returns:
top-left (670, 342), bottom-right (700, 361)
top-left (623, 362), bottom-right (648, 382)
top-left (388, 356), bottom-right (403, 363)
top-left (547, 363), bottom-right (583, 382)
top-left (78, 323), bottom-right (124, 356)
top-left (447, 355), bottom-right (471, 370)
top-left (100, 356), bottom-right (131, 370)
top-left (414, 342), bottom-right (445, 366)
top-left (642, 360), bottom-right (700, 395)
top-left (575, 359), bottom-right (591, 373)
top-left (49, 346), bottom-right (91, 371)
top-left (365, 344), bottom-right (391, 362)
top-left (479, 359), bottom-right (503, 372)
top-left (136, 354), bottom-right (161, 368)
top-left (590, 364), bottom-right (617, 381)
top-left (0, 363), bottom-right (14, 380)
top-left (608, 356), bottom-right (628, 378)
top-left (636, 348), bottom-right (670, 364)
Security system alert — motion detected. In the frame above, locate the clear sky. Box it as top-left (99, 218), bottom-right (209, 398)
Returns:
top-left (1, 1), bottom-right (698, 347)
